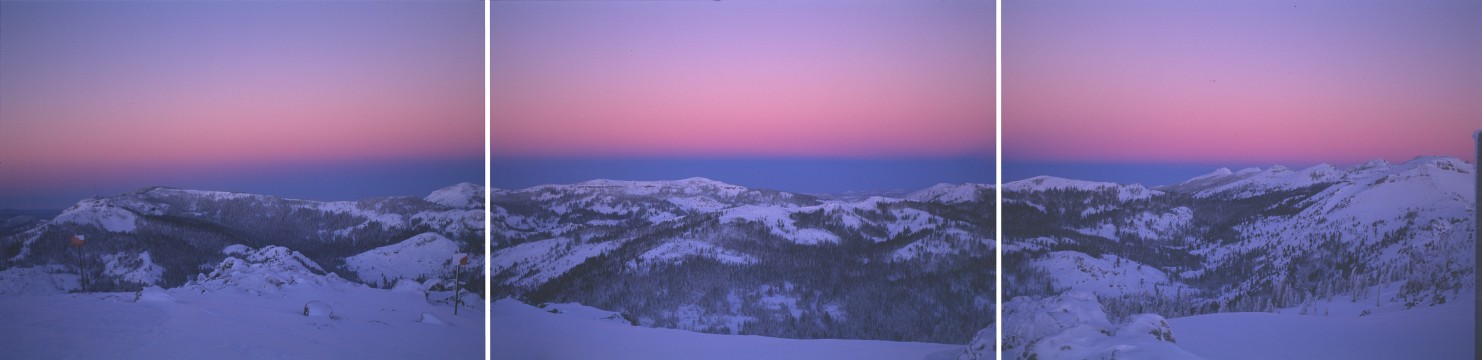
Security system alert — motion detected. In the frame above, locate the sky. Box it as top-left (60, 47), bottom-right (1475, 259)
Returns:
top-left (1004, 0), bottom-right (1482, 185)
top-left (0, 1), bottom-right (484, 209)
top-left (491, 1), bottom-right (995, 192)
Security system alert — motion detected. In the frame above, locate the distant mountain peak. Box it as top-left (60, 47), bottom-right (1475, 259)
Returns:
top-left (1004, 176), bottom-right (1159, 201)
top-left (905, 183), bottom-right (991, 204)
top-left (1190, 167), bottom-right (1233, 181)
top-left (425, 182), bottom-right (484, 209)
top-left (1157, 156), bottom-right (1472, 199)
top-left (575, 177), bottom-right (743, 189)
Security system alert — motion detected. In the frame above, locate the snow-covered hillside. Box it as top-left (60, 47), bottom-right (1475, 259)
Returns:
top-left (0, 185), bottom-right (486, 359)
top-left (493, 178), bottom-right (994, 343)
top-left (426, 182), bottom-right (485, 209)
top-left (492, 298), bottom-right (961, 360)
top-left (1003, 156), bottom-right (1476, 358)
top-left (0, 184), bottom-right (484, 291)
top-left (346, 232), bottom-right (468, 286)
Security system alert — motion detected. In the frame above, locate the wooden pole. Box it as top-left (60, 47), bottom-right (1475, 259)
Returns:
top-left (78, 243), bottom-right (86, 291)
top-left (453, 263), bottom-right (460, 315)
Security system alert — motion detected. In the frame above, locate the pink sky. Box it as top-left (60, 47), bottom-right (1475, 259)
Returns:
top-left (0, 2), bottom-right (482, 208)
top-left (492, 1), bottom-right (996, 158)
top-left (1004, 0), bottom-right (1481, 165)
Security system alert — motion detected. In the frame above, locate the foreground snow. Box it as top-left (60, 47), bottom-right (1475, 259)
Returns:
top-left (1171, 291), bottom-right (1476, 360)
top-left (491, 298), bottom-right (961, 360)
top-left (0, 246), bottom-right (481, 359)
top-left (0, 286), bottom-right (482, 359)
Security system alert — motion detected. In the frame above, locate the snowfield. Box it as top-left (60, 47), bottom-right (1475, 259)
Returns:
top-left (1171, 291), bottom-right (1476, 360)
top-left (491, 298), bottom-right (961, 360)
top-left (0, 286), bottom-right (482, 360)
top-left (0, 246), bottom-right (482, 360)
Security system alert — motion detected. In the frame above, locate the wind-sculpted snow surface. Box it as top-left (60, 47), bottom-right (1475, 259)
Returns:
top-left (492, 298), bottom-right (962, 360)
top-left (0, 259), bottom-right (482, 360)
top-left (1170, 290), bottom-right (1476, 359)
top-left (493, 178), bottom-right (994, 343)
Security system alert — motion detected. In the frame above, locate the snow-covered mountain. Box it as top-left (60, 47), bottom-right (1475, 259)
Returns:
top-left (1000, 156), bottom-right (1476, 358)
top-left (493, 178), bottom-right (994, 343)
top-left (0, 183), bottom-right (484, 292)
top-left (425, 182), bottom-right (485, 209)
top-left (0, 185), bottom-right (486, 359)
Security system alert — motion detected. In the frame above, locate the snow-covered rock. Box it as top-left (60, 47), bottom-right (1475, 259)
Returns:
top-left (539, 302), bottom-right (636, 325)
top-left (134, 285), bottom-right (175, 304)
top-left (391, 279), bottom-right (429, 293)
top-left (222, 244), bottom-right (252, 256)
top-left (418, 312), bottom-right (445, 325)
top-left (303, 300), bottom-right (332, 318)
top-left (188, 245), bottom-right (344, 295)
top-left (1000, 291), bottom-right (1201, 360)
top-left (958, 326), bottom-right (994, 360)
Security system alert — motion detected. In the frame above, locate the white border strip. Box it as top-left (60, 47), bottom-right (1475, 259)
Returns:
top-left (994, 1), bottom-right (1004, 359)
top-left (483, 1), bottom-right (493, 359)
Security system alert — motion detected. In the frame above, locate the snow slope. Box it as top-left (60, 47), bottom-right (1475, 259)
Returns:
top-left (0, 246), bottom-right (482, 360)
top-left (1030, 251), bottom-right (1186, 297)
top-left (51, 198), bottom-right (142, 233)
top-left (0, 285), bottom-right (481, 360)
top-left (0, 265), bottom-right (80, 295)
top-left (1171, 291), bottom-right (1475, 359)
top-left (345, 232), bottom-right (465, 284)
top-left (491, 298), bottom-right (961, 360)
